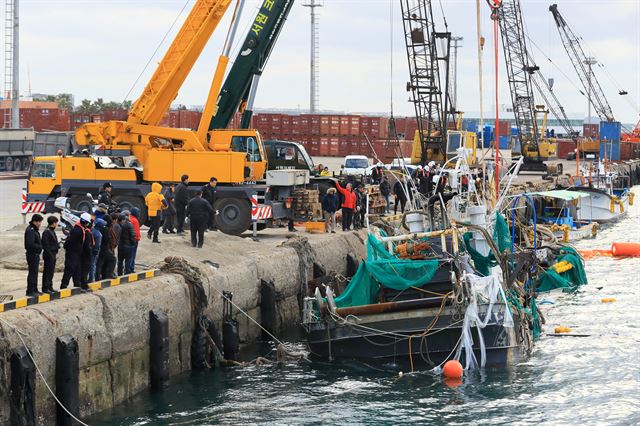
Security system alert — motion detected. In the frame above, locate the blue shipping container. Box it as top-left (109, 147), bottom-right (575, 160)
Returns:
top-left (499, 135), bottom-right (510, 149)
top-left (462, 119), bottom-right (478, 133)
top-left (599, 121), bottom-right (621, 143)
top-left (511, 127), bottom-right (519, 135)
top-left (600, 141), bottom-right (620, 161)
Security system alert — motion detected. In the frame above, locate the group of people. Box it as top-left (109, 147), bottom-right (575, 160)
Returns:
top-left (319, 161), bottom-right (442, 233)
top-left (24, 205), bottom-right (143, 297)
top-left (153, 175), bottom-right (218, 248)
top-left (23, 175), bottom-right (222, 296)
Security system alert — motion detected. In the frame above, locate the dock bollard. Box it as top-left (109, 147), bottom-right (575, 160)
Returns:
top-left (260, 279), bottom-right (277, 341)
top-left (10, 346), bottom-right (36, 426)
top-left (149, 310), bottom-right (169, 389)
top-left (55, 335), bottom-right (79, 426)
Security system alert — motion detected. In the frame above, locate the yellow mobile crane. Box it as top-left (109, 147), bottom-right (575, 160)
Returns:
top-left (27, 0), bottom-right (276, 234)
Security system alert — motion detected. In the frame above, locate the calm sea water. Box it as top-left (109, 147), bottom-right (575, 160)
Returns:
top-left (89, 188), bottom-right (640, 425)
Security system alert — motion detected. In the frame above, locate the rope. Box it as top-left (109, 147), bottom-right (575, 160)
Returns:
top-left (0, 317), bottom-right (89, 426)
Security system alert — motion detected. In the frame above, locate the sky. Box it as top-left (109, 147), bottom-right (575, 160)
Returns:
top-left (8, 0), bottom-right (640, 125)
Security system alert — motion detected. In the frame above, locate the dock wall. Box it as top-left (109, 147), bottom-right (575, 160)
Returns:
top-left (0, 232), bottom-right (366, 425)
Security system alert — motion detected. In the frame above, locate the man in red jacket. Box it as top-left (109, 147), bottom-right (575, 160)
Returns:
top-left (335, 181), bottom-right (357, 231)
top-left (127, 208), bottom-right (142, 272)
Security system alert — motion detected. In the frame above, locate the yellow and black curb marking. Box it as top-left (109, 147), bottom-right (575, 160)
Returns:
top-left (0, 269), bottom-right (159, 313)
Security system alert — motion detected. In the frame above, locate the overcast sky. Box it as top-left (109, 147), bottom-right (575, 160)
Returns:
top-left (11, 0), bottom-right (640, 125)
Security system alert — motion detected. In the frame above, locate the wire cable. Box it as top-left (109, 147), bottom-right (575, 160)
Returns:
top-left (0, 317), bottom-right (90, 426)
top-left (122, 0), bottom-right (191, 104)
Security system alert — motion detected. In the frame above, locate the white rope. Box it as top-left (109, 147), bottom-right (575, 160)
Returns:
top-left (0, 317), bottom-right (89, 426)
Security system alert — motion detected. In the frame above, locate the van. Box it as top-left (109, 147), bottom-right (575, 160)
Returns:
top-left (341, 155), bottom-right (370, 175)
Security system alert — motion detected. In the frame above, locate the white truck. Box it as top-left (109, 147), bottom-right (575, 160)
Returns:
top-left (340, 155), bottom-right (370, 176)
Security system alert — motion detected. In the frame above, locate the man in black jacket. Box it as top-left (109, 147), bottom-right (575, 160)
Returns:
top-left (116, 213), bottom-right (136, 275)
top-left (175, 174), bottom-right (189, 234)
top-left (380, 175), bottom-right (391, 214)
top-left (61, 213), bottom-right (91, 290)
top-left (186, 190), bottom-right (214, 248)
top-left (24, 214), bottom-right (44, 296)
top-left (98, 182), bottom-right (112, 207)
top-left (41, 216), bottom-right (59, 294)
top-left (80, 214), bottom-right (95, 289)
top-left (162, 183), bottom-right (177, 234)
top-left (202, 177), bottom-right (218, 231)
top-left (97, 215), bottom-right (117, 280)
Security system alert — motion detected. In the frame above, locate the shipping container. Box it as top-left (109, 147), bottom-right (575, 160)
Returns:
top-left (599, 121), bottom-right (621, 143)
top-left (557, 140), bottom-right (577, 159)
top-left (583, 123), bottom-right (599, 138)
top-left (600, 140), bottom-right (620, 161)
top-left (498, 135), bottom-right (510, 150)
top-left (329, 116), bottom-right (340, 135)
top-left (349, 116), bottom-right (360, 136)
top-left (339, 116), bottom-right (350, 136)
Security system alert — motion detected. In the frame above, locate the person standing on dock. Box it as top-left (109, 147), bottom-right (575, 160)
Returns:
top-left (61, 213), bottom-right (90, 290)
top-left (98, 182), bottom-right (113, 208)
top-left (80, 217), bottom-right (95, 289)
top-left (202, 177), bottom-right (218, 231)
top-left (380, 175), bottom-right (391, 214)
top-left (89, 218), bottom-right (105, 282)
top-left (128, 208), bottom-right (142, 272)
top-left (24, 213), bottom-right (44, 297)
top-left (335, 181), bottom-right (356, 231)
top-left (145, 182), bottom-right (167, 243)
top-left (175, 175), bottom-right (190, 234)
top-left (186, 190), bottom-right (214, 248)
top-left (322, 187), bottom-right (339, 233)
top-left (96, 215), bottom-right (117, 280)
top-left (162, 183), bottom-right (177, 234)
top-left (41, 216), bottom-right (59, 294)
top-left (393, 177), bottom-right (407, 215)
top-left (117, 213), bottom-right (136, 275)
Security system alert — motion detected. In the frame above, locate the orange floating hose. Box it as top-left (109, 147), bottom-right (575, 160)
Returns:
top-left (611, 242), bottom-right (640, 257)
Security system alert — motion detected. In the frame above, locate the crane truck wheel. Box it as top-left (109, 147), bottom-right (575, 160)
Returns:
top-left (5, 157), bottom-right (13, 172)
top-left (112, 195), bottom-right (147, 224)
top-left (69, 195), bottom-right (94, 213)
top-left (214, 197), bottom-right (251, 236)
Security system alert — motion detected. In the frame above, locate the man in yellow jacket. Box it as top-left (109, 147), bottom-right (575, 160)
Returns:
top-left (145, 182), bottom-right (167, 243)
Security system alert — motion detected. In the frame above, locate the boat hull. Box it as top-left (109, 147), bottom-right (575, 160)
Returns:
top-left (305, 304), bottom-right (529, 370)
top-left (572, 188), bottom-right (629, 223)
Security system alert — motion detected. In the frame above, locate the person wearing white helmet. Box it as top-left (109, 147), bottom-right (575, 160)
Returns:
top-left (61, 212), bottom-right (93, 291)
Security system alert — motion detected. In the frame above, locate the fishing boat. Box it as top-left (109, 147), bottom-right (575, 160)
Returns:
top-left (566, 163), bottom-right (633, 223)
top-left (526, 190), bottom-right (598, 243)
top-left (301, 227), bottom-right (536, 371)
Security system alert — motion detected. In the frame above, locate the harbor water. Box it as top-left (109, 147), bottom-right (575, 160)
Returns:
top-left (89, 188), bottom-right (640, 425)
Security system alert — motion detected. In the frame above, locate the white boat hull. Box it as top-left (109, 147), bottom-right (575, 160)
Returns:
top-left (576, 190), bottom-right (629, 223)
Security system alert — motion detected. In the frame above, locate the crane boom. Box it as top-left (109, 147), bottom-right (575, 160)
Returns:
top-left (128, 0), bottom-right (233, 126)
top-left (549, 3), bottom-right (615, 122)
top-left (400, 0), bottom-right (451, 165)
top-left (497, 0), bottom-right (539, 145)
top-left (209, 0), bottom-right (295, 131)
top-left (531, 69), bottom-right (577, 137)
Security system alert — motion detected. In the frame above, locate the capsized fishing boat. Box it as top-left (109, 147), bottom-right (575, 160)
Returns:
top-left (303, 152), bottom-right (541, 371)
top-left (302, 225), bottom-right (537, 370)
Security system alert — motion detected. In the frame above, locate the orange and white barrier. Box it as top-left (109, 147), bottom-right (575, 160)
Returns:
top-left (579, 242), bottom-right (640, 259)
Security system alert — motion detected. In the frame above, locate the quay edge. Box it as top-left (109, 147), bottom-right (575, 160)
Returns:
top-left (0, 231), bottom-right (367, 425)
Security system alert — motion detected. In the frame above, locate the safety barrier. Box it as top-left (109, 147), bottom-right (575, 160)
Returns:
top-left (0, 269), bottom-right (160, 313)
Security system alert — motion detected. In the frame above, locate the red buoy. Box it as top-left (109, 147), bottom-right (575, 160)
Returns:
top-left (443, 360), bottom-right (464, 378)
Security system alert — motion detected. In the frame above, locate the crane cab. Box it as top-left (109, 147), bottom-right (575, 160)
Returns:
top-left (446, 130), bottom-right (478, 166)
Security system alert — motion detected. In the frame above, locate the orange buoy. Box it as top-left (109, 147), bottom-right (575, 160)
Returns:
top-left (601, 298), bottom-right (616, 303)
top-left (444, 377), bottom-right (463, 388)
top-left (554, 326), bottom-right (572, 333)
top-left (611, 242), bottom-right (640, 257)
top-left (443, 360), bottom-right (464, 378)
